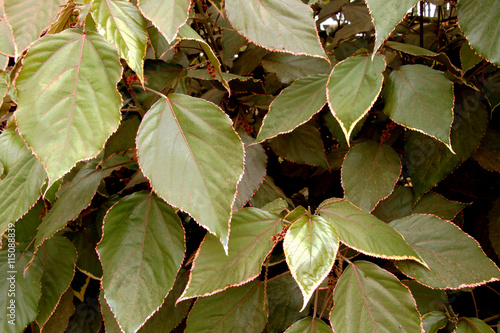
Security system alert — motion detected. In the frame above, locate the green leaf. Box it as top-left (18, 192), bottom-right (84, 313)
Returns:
top-left (0, 152), bottom-right (46, 236)
top-left (318, 198), bottom-right (424, 264)
top-left (15, 29), bottom-right (122, 186)
top-left (256, 74), bottom-right (328, 143)
top-left (136, 94), bottom-right (244, 247)
top-left (402, 280), bottom-right (449, 314)
top-left (179, 207), bottom-right (283, 300)
top-left (0, 16), bottom-right (15, 56)
top-left (285, 316), bottom-right (332, 332)
top-left (12, 201), bottom-right (44, 248)
top-left (284, 214), bottom-right (339, 310)
top-left (35, 163), bottom-right (102, 248)
top-left (383, 64), bottom-right (454, 151)
top-left (269, 122), bottom-right (328, 168)
top-left (92, 0), bottom-right (147, 81)
top-left (97, 191), bottom-right (185, 333)
top-left (342, 141), bottom-right (401, 212)
top-left (365, 0), bottom-right (420, 54)
top-left (3, 0), bottom-right (66, 56)
top-left (250, 175), bottom-right (294, 209)
top-left (0, 128), bottom-right (31, 175)
top-left (225, 0), bottom-right (326, 59)
top-left (0, 71), bottom-right (8, 100)
top-left (103, 116), bottom-right (141, 159)
top-left (42, 288), bottom-right (75, 333)
top-left (386, 41), bottom-right (439, 57)
top-left (473, 129), bottom-right (500, 173)
top-left (184, 281), bottom-right (267, 333)
top-left (327, 54), bottom-right (385, 142)
top-left (261, 53), bottom-right (331, 84)
top-left (458, 0), bottom-right (500, 66)
top-left (330, 261), bottom-right (422, 333)
top-left (460, 41), bottom-right (483, 73)
top-left (422, 312), bottom-right (449, 333)
top-left (139, 0), bottom-right (190, 42)
top-left (390, 214), bottom-right (500, 289)
top-left (411, 192), bottom-right (468, 220)
top-left (0, 252), bottom-right (43, 333)
top-left (483, 70), bottom-right (500, 111)
top-left (36, 235), bottom-right (77, 327)
top-left (72, 224), bottom-right (103, 280)
top-left (456, 318), bottom-right (495, 333)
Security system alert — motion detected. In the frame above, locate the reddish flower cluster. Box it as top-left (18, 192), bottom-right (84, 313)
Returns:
top-left (327, 270), bottom-right (336, 292)
top-left (206, 64), bottom-right (217, 79)
top-left (237, 117), bottom-right (254, 134)
top-left (270, 226), bottom-right (287, 243)
top-left (380, 122), bottom-right (397, 142)
top-left (126, 74), bottom-right (140, 85)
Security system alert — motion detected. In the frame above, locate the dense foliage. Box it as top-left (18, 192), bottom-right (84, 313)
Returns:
top-left (0, 0), bottom-right (499, 332)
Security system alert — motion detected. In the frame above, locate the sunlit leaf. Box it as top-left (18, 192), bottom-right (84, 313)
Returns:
top-left (365, 0), bottom-right (419, 54)
top-left (0, 15), bottom-right (15, 56)
top-left (225, 0), bottom-right (326, 58)
top-left (327, 54), bottom-right (385, 143)
top-left (0, 252), bottom-right (43, 333)
top-left (456, 317), bottom-right (495, 333)
top-left (185, 281), bottom-right (267, 333)
top-left (284, 214), bottom-right (339, 310)
top-left (342, 141), bottom-right (401, 212)
top-left (262, 53), bottom-right (330, 84)
top-left (383, 64), bottom-right (454, 151)
top-left (15, 29), bottom-right (122, 186)
top-left (285, 316), bottom-right (332, 332)
top-left (139, 0), bottom-right (190, 42)
top-left (36, 235), bottom-right (77, 327)
top-left (390, 214), bottom-right (500, 289)
top-left (179, 208), bottom-right (282, 300)
top-left (35, 163), bottom-right (102, 248)
top-left (0, 128), bottom-right (30, 175)
top-left (458, 0), bottom-right (500, 66)
top-left (97, 191), bottom-right (185, 333)
top-left (256, 74), bottom-right (328, 143)
top-left (136, 94), bottom-right (244, 247)
top-left (3, 0), bottom-right (65, 56)
top-left (318, 198), bottom-right (423, 264)
top-left (330, 261), bottom-right (422, 333)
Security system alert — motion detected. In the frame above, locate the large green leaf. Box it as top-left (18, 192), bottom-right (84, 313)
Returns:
top-left (341, 141), bottom-right (401, 212)
top-left (365, 0), bottom-right (420, 54)
top-left (317, 198), bottom-right (423, 264)
top-left (184, 281), bottom-right (267, 333)
top-left (383, 64), bottom-right (454, 151)
top-left (458, 0), bottom-right (500, 66)
top-left (139, 0), bottom-right (190, 43)
top-left (179, 208), bottom-right (283, 300)
top-left (256, 74), bottom-right (328, 143)
top-left (35, 163), bottom-right (102, 248)
top-left (0, 128), bottom-right (31, 175)
top-left (284, 214), bottom-right (339, 310)
top-left (0, 252), bottom-right (43, 333)
top-left (42, 288), bottom-right (74, 333)
top-left (3, 0), bottom-right (65, 56)
top-left (0, 152), bottom-right (46, 236)
top-left (262, 53), bottom-right (331, 84)
top-left (15, 29), bottom-right (122, 186)
top-left (92, 0), bottom-right (147, 81)
top-left (285, 317), bottom-right (332, 332)
top-left (390, 214), bottom-right (500, 289)
top-left (225, 0), bottom-right (326, 58)
top-left (330, 261), bottom-right (422, 333)
top-left (0, 4), bottom-right (15, 56)
top-left (136, 94), bottom-right (244, 247)
top-left (36, 235), bottom-right (77, 327)
top-left (97, 191), bottom-right (185, 333)
top-left (327, 54), bottom-right (385, 142)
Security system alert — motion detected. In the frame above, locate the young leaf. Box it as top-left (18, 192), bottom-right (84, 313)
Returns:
top-left (341, 141), bottom-right (401, 212)
top-left (36, 235), bottom-right (77, 327)
top-left (383, 64), bottom-right (454, 151)
top-left (97, 191), bottom-right (185, 333)
top-left (225, 0), bottom-right (327, 59)
top-left (327, 54), bottom-right (385, 143)
top-left (422, 312), bottom-right (449, 333)
top-left (330, 261), bottom-right (422, 333)
top-left (390, 214), bottom-right (500, 289)
top-left (184, 281), bottom-right (267, 333)
top-left (136, 94), bottom-right (244, 248)
top-left (318, 198), bottom-right (424, 264)
top-left (0, 252), bottom-right (43, 333)
top-left (15, 29), bottom-right (122, 186)
top-left (262, 53), bottom-right (331, 84)
top-left (179, 208), bottom-right (283, 300)
top-left (365, 0), bottom-right (420, 54)
top-left (92, 0), bottom-right (148, 82)
top-left (458, 0), bottom-right (500, 66)
top-left (256, 74), bottom-right (328, 143)
top-left (139, 0), bottom-right (190, 43)
top-left (283, 214), bottom-right (339, 311)
top-left (0, 152), bottom-right (46, 236)
top-left (285, 316), bottom-right (332, 333)
top-left (35, 163), bottom-right (102, 248)
top-left (3, 0), bottom-right (65, 56)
